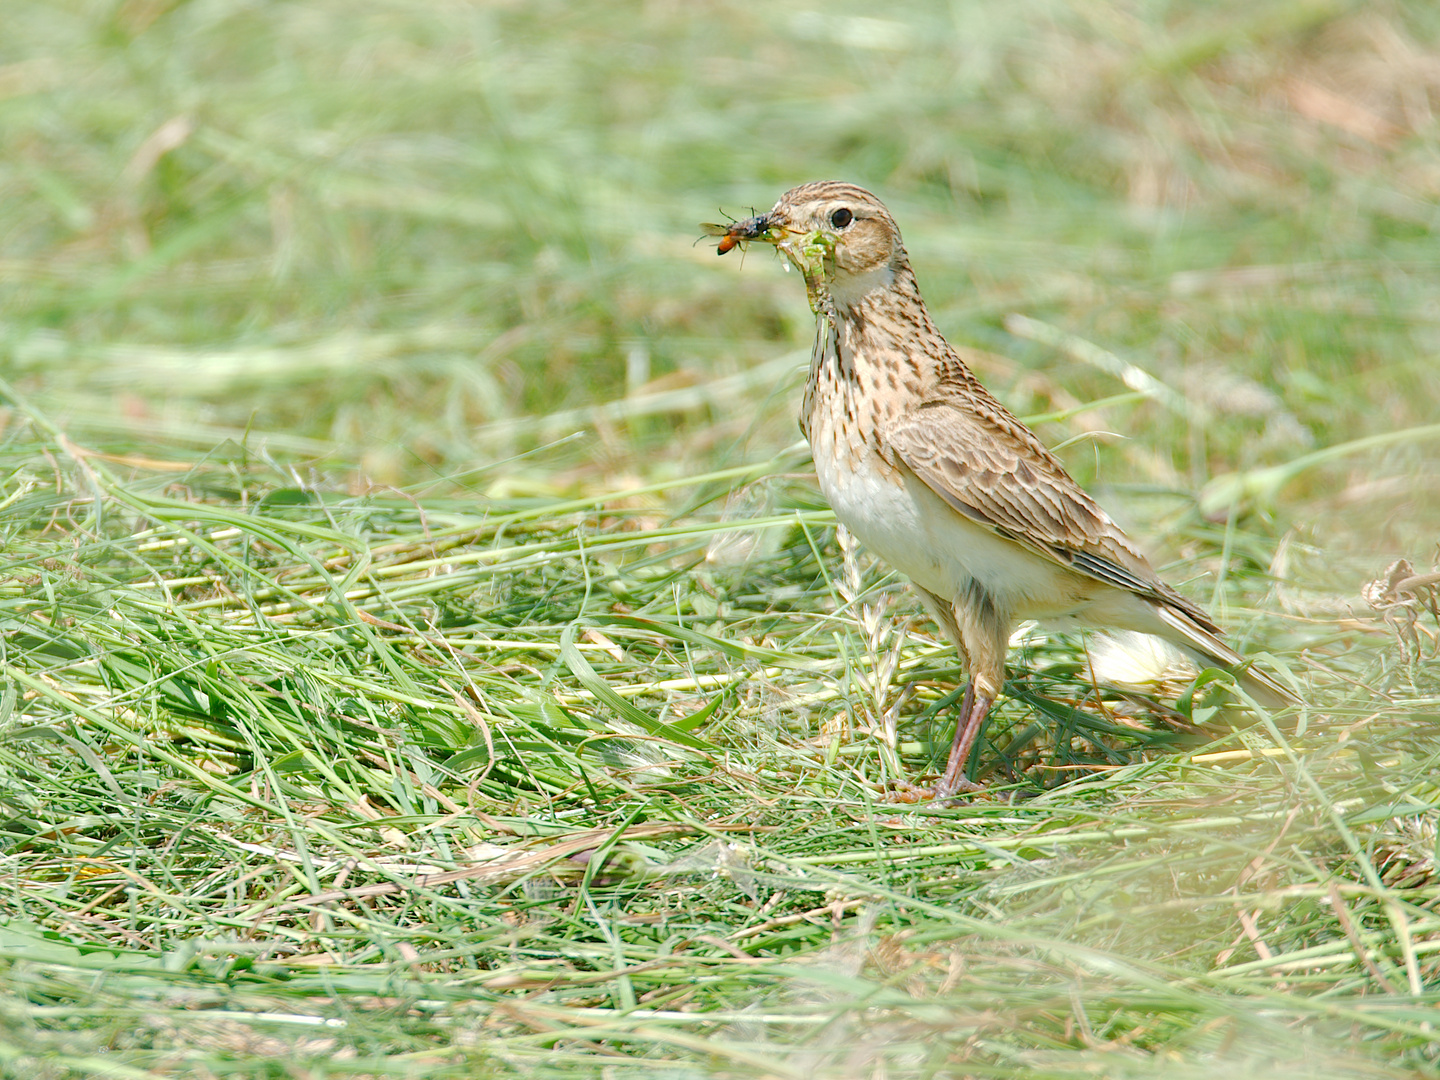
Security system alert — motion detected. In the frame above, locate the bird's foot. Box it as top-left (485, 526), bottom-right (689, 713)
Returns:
top-left (881, 777), bottom-right (985, 804)
top-left (935, 775), bottom-right (986, 797)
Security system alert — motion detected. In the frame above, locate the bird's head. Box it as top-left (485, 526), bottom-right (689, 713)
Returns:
top-left (705, 181), bottom-right (907, 312)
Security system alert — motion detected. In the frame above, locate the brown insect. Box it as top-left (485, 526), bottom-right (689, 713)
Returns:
top-left (699, 211), bottom-right (772, 256)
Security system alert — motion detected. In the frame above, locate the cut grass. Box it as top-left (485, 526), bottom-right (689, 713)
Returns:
top-left (1, 382), bottom-right (1436, 1078)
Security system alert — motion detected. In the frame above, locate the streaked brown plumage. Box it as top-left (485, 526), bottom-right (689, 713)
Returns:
top-left (713, 181), bottom-right (1294, 796)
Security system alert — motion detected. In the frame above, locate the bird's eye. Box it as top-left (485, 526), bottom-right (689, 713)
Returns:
top-left (829, 207), bottom-right (853, 229)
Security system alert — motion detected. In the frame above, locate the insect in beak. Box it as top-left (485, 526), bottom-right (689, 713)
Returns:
top-left (699, 213), bottom-right (780, 255)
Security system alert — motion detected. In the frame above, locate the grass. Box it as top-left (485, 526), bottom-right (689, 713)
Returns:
top-left (3, 0), bottom-right (1440, 1076)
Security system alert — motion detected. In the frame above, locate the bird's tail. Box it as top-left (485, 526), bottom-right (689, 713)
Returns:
top-left (1153, 604), bottom-right (1298, 711)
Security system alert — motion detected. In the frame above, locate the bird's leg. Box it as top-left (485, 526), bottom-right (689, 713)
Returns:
top-left (917, 580), bottom-right (1008, 798)
top-left (935, 682), bottom-right (993, 796)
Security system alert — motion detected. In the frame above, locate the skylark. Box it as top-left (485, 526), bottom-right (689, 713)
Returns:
top-left (708, 181), bottom-right (1294, 796)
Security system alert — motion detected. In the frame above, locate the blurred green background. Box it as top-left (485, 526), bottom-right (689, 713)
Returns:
top-left (6, 0), bottom-right (1438, 535)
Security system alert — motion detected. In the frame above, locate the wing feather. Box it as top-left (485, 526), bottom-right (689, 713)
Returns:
top-left (882, 394), bottom-right (1218, 630)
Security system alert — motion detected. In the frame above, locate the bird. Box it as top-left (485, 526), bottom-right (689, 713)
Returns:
top-left (707, 181), bottom-right (1295, 797)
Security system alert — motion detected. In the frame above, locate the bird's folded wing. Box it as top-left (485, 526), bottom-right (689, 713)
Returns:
top-left (883, 399), bottom-right (1202, 616)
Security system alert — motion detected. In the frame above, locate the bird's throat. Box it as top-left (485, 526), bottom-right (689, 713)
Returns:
top-left (824, 265), bottom-right (896, 312)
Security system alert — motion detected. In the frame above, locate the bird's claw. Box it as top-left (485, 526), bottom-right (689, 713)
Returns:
top-left (881, 777), bottom-right (986, 804)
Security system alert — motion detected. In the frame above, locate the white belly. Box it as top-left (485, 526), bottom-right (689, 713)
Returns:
top-left (811, 429), bottom-right (1096, 623)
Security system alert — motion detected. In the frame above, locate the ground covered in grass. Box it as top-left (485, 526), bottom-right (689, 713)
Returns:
top-left (3, 1), bottom-right (1440, 1077)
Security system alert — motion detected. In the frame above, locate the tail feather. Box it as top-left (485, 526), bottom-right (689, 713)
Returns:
top-left (1153, 604), bottom-right (1297, 710)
